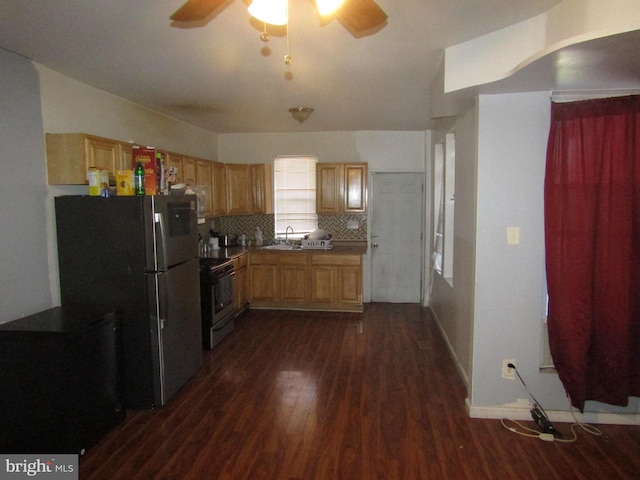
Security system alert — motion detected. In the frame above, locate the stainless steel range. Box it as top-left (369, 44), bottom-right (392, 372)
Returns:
top-left (199, 257), bottom-right (235, 349)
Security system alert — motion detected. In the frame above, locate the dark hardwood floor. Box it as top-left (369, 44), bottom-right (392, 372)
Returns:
top-left (80, 304), bottom-right (640, 479)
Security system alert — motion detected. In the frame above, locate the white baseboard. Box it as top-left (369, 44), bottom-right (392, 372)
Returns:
top-left (428, 307), bottom-right (470, 391)
top-left (465, 398), bottom-right (640, 425)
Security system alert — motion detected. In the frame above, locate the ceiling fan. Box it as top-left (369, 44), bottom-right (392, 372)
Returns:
top-left (170, 0), bottom-right (388, 36)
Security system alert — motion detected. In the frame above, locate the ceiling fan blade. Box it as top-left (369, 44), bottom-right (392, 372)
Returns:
top-left (336, 0), bottom-right (387, 33)
top-left (170, 0), bottom-right (230, 22)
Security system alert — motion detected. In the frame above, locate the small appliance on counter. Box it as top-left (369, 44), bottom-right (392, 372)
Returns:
top-left (209, 231), bottom-right (238, 247)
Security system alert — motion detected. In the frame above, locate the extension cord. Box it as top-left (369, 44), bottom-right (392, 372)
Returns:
top-left (531, 404), bottom-right (562, 438)
top-left (539, 433), bottom-right (555, 442)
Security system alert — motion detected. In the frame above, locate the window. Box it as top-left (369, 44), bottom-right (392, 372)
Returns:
top-left (274, 156), bottom-right (318, 239)
top-left (432, 132), bottom-right (455, 283)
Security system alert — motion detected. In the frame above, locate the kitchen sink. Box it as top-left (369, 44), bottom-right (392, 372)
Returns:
top-left (261, 244), bottom-right (301, 250)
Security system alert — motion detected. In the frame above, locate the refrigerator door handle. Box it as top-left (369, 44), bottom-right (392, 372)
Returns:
top-left (154, 212), bottom-right (169, 271)
top-left (157, 272), bottom-right (168, 330)
top-left (155, 272), bottom-right (169, 405)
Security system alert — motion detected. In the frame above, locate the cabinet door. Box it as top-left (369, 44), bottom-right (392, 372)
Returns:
top-left (196, 160), bottom-right (213, 217)
top-left (85, 136), bottom-right (119, 174)
top-left (165, 152), bottom-right (183, 183)
top-left (233, 267), bottom-right (248, 312)
top-left (233, 255), bottom-right (249, 313)
top-left (344, 164), bottom-right (367, 213)
top-left (211, 161), bottom-right (227, 216)
top-left (118, 143), bottom-right (134, 171)
top-left (316, 164), bottom-right (342, 213)
top-left (249, 265), bottom-right (278, 302)
top-left (249, 253), bottom-right (278, 302)
top-left (250, 163), bottom-right (272, 214)
top-left (279, 254), bottom-right (308, 303)
top-left (310, 266), bottom-right (335, 304)
top-left (337, 266), bottom-right (362, 305)
top-left (226, 164), bottom-right (251, 215)
top-left (182, 157), bottom-right (197, 184)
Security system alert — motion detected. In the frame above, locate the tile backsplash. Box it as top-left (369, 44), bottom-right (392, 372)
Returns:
top-left (199, 214), bottom-right (367, 243)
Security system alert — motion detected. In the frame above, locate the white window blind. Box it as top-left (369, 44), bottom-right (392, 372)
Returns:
top-left (274, 156), bottom-right (318, 238)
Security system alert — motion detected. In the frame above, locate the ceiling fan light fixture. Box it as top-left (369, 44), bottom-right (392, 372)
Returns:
top-left (315, 0), bottom-right (346, 16)
top-left (248, 0), bottom-right (288, 26)
top-left (289, 107), bottom-right (314, 124)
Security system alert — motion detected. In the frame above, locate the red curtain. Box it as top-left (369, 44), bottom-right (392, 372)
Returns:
top-left (544, 95), bottom-right (640, 412)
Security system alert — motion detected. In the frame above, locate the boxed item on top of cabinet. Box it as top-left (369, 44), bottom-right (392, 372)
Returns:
top-left (116, 170), bottom-right (134, 196)
top-left (87, 167), bottom-right (109, 196)
top-left (132, 146), bottom-right (161, 195)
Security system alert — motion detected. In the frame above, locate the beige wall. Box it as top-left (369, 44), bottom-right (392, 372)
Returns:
top-left (36, 65), bottom-right (220, 306)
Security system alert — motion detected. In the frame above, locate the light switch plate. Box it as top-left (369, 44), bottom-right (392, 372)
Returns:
top-left (507, 226), bottom-right (520, 245)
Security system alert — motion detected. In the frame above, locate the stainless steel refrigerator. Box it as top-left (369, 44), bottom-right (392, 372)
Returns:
top-left (55, 195), bottom-right (203, 408)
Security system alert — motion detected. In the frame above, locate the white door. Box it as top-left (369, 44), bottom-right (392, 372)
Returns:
top-left (370, 173), bottom-right (424, 302)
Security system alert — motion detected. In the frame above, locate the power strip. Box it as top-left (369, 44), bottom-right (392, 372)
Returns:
top-left (531, 404), bottom-right (562, 438)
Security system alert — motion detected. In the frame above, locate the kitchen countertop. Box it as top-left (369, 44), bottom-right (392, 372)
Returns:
top-left (200, 241), bottom-right (367, 260)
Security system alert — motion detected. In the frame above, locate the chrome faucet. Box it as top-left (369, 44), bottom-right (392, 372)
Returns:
top-left (285, 226), bottom-right (294, 244)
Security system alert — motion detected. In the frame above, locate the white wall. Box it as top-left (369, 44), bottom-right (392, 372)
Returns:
top-left (472, 91), bottom-right (552, 407)
top-left (433, 90), bottom-right (640, 419)
top-left (0, 49), bottom-right (53, 322)
top-left (429, 106), bottom-right (477, 389)
top-left (37, 67), bottom-right (218, 159)
top-left (0, 53), bottom-right (220, 320)
top-left (218, 131), bottom-right (426, 172)
top-left (218, 130), bottom-right (427, 303)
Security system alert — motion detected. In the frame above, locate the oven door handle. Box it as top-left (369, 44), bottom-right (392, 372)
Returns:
top-left (213, 269), bottom-right (235, 281)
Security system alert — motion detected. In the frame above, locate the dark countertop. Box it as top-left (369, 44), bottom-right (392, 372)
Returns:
top-left (200, 241), bottom-right (367, 260)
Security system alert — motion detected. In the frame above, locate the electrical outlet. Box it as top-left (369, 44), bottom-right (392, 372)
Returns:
top-left (502, 359), bottom-right (516, 379)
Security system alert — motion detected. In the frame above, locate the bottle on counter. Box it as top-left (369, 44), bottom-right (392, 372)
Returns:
top-left (255, 227), bottom-right (263, 246)
top-left (134, 161), bottom-right (145, 196)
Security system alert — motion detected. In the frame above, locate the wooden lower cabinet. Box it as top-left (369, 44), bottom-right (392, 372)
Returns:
top-left (248, 253), bottom-right (278, 303)
top-left (232, 253), bottom-right (249, 314)
top-left (279, 254), bottom-right (308, 303)
top-left (310, 254), bottom-right (362, 307)
top-left (248, 251), bottom-right (362, 312)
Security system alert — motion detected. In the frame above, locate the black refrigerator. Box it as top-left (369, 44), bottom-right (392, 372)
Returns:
top-left (55, 195), bottom-right (203, 408)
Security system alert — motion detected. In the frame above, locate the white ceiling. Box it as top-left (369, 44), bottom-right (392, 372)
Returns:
top-left (0, 0), bottom-right (637, 133)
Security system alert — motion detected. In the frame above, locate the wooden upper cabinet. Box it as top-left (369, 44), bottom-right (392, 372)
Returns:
top-left (46, 133), bottom-right (121, 185)
top-left (316, 164), bottom-right (342, 214)
top-left (250, 163), bottom-right (273, 215)
top-left (195, 159), bottom-right (213, 217)
top-left (316, 162), bottom-right (367, 214)
top-left (182, 156), bottom-right (197, 185)
top-left (164, 152), bottom-right (183, 183)
top-left (210, 161), bottom-right (227, 217)
top-left (344, 164), bottom-right (367, 213)
top-left (225, 164), bottom-right (251, 215)
top-left (118, 142), bottom-right (134, 171)
top-left (46, 132), bottom-right (274, 219)
top-left (226, 163), bottom-right (273, 215)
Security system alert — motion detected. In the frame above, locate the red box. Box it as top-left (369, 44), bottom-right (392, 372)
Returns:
top-left (132, 146), bottom-right (158, 195)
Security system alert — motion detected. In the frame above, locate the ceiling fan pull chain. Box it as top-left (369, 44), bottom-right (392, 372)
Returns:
top-left (284, 1), bottom-right (292, 64)
top-left (260, 22), bottom-right (270, 42)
